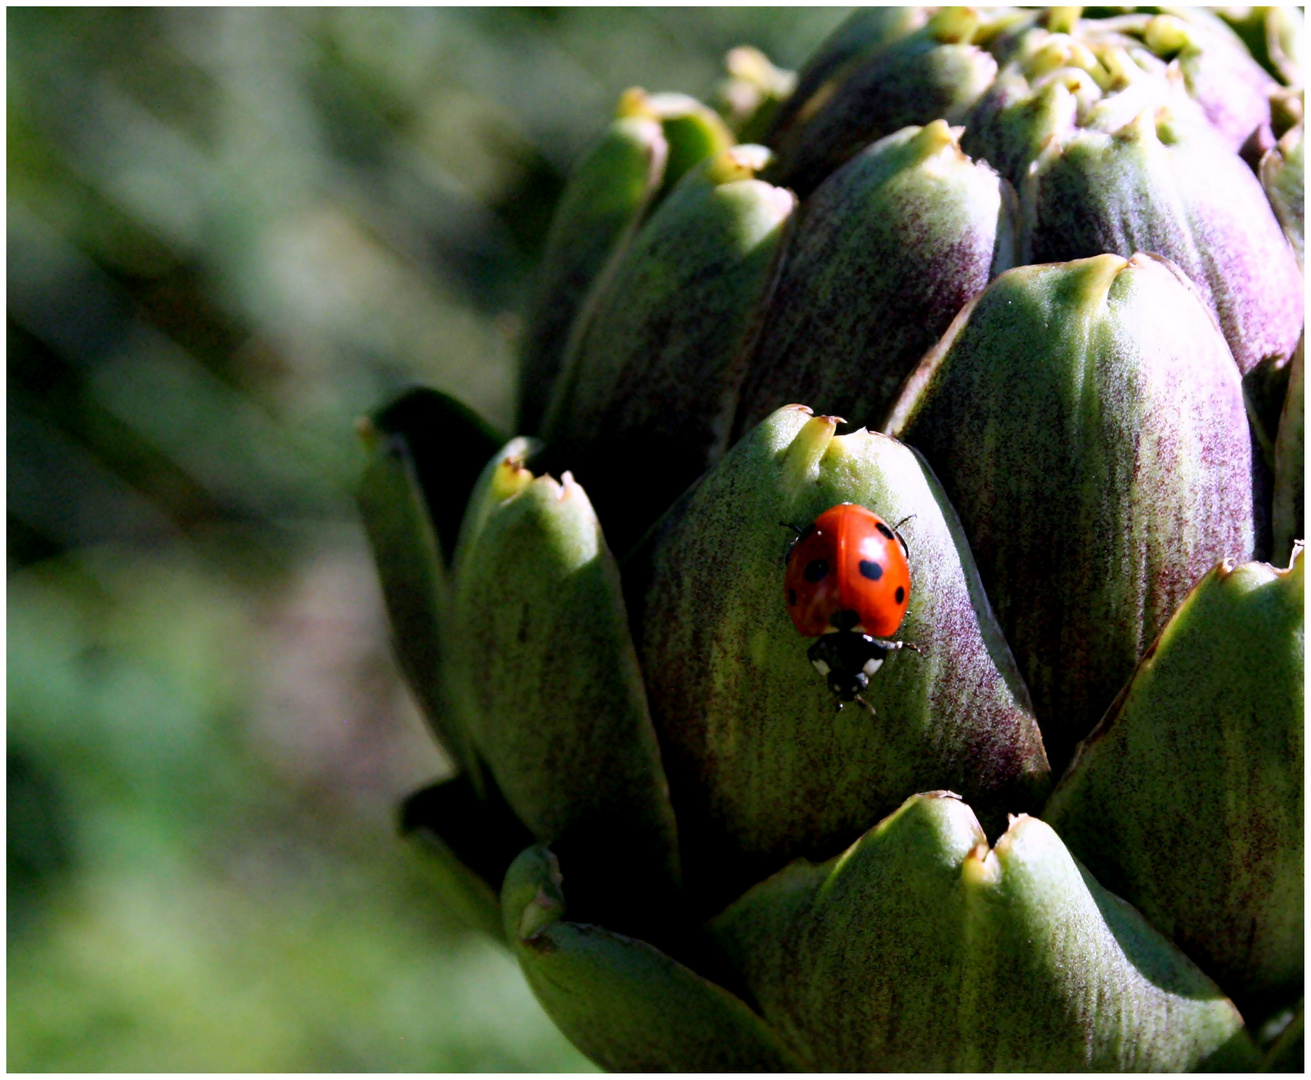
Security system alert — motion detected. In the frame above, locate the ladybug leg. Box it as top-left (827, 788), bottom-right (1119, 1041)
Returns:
top-left (855, 693), bottom-right (878, 719)
top-left (875, 638), bottom-right (923, 656)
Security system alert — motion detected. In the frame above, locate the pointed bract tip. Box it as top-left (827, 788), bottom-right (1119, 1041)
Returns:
top-left (518, 884), bottom-right (563, 940)
top-left (490, 453), bottom-right (535, 503)
top-left (927, 6), bottom-right (979, 45)
top-left (1067, 252), bottom-right (1130, 308)
top-left (617, 86), bottom-right (653, 120)
top-left (961, 841), bottom-right (1001, 886)
top-left (778, 410), bottom-right (840, 490)
top-left (706, 143), bottom-right (773, 184)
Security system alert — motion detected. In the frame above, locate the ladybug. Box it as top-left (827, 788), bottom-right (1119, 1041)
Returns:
top-left (784, 503), bottom-right (919, 710)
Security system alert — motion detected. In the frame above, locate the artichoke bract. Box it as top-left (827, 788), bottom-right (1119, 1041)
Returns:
top-left (767, 8), bottom-right (1001, 194)
top-left (637, 405), bottom-right (1048, 909)
top-left (1274, 334), bottom-right (1305, 566)
top-left (514, 115), bottom-right (666, 436)
top-left (885, 253), bottom-right (1255, 778)
top-left (1045, 552), bottom-right (1304, 1022)
top-left (447, 459), bottom-right (679, 938)
top-left (709, 792), bottom-right (1260, 1071)
top-left (1262, 121), bottom-right (1305, 265)
top-left (358, 7), bottom-right (1305, 1072)
top-left (517, 90), bottom-right (734, 436)
top-left (1021, 107), bottom-right (1303, 399)
top-left (733, 121), bottom-right (1015, 436)
top-left (1112, 10), bottom-right (1280, 152)
top-left (357, 388), bottom-right (502, 789)
top-left (541, 145), bottom-right (795, 554)
top-left (763, 6), bottom-right (929, 149)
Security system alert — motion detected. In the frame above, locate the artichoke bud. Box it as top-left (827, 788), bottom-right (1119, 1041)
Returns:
top-left (708, 791), bottom-right (1259, 1071)
top-left (617, 87), bottom-right (736, 198)
top-left (541, 145), bottom-right (795, 556)
top-left (716, 46), bottom-right (796, 146)
top-left (766, 19), bottom-right (1000, 194)
top-left (356, 387), bottom-right (503, 784)
top-left (1261, 120), bottom-right (1304, 265)
top-left (1020, 100), bottom-right (1304, 405)
top-left (448, 461), bottom-right (680, 935)
top-left (516, 114), bottom-right (667, 435)
top-left (1273, 333), bottom-right (1305, 567)
top-left (886, 253), bottom-right (1256, 776)
top-left (638, 404), bottom-right (1050, 912)
top-left (735, 120), bottom-right (1017, 437)
top-left (1045, 550), bottom-right (1304, 1022)
top-left (500, 844), bottom-right (804, 1072)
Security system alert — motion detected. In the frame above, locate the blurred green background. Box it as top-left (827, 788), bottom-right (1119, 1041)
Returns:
top-left (7, 8), bottom-right (847, 1070)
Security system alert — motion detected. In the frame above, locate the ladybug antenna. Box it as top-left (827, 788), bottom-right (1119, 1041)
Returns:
top-left (780, 520), bottom-right (806, 563)
top-left (855, 694), bottom-right (878, 720)
top-left (891, 514), bottom-right (915, 559)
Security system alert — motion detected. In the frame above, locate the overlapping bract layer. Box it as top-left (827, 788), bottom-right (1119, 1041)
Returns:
top-left (359, 5), bottom-right (1305, 1072)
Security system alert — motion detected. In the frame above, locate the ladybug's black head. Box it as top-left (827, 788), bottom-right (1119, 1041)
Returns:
top-left (828, 668), bottom-right (868, 702)
top-left (807, 632), bottom-right (888, 703)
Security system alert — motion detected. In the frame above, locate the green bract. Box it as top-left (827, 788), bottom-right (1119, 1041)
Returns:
top-left (884, 252), bottom-right (1256, 773)
top-left (734, 120), bottom-right (1016, 435)
top-left (359, 7), bottom-right (1304, 1072)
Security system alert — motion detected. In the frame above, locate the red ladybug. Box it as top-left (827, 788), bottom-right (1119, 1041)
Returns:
top-left (784, 503), bottom-right (919, 709)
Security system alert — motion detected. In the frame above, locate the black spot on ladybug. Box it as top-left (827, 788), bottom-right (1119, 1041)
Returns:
top-left (788, 587), bottom-right (798, 606)
top-left (895, 586), bottom-right (905, 604)
top-left (875, 521), bottom-right (894, 539)
top-left (859, 560), bottom-right (883, 581)
top-left (804, 559), bottom-right (828, 582)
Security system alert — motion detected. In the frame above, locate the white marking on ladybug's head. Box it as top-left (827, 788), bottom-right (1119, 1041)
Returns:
top-left (862, 656), bottom-right (884, 678)
top-left (811, 657), bottom-right (831, 677)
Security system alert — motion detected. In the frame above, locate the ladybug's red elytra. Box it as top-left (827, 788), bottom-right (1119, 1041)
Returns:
top-left (784, 503), bottom-right (919, 710)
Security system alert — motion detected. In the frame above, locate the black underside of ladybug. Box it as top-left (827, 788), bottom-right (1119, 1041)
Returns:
top-left (807, 630), bottom-right (889, 702)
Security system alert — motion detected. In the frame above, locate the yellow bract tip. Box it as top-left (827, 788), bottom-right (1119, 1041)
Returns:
top-left (616, 86), bottom-right (655, 120)
top-left (491, 455), bottom-right (535, 502)
top-left (705, 144), bottom-right (771, 184)
top-left (961, 842), bottom-right (1001, 887)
